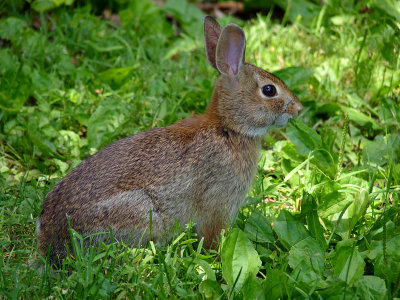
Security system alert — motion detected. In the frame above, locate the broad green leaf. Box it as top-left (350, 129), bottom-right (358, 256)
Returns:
top-left (342, 107), bottom-right (380, 130)
top-left (277, 0), bottom-right (320, 25)
top-left (330, 15), bottom-right (356, 26)
top-left (316, 102), bottom-right (341, 117)
top-left (0, 60), bottom-right (31, 111)
top-left (53, 158), bottom-right (69, 175)
top-left (327, 207), bottom-right (354, 241)
top-left (281, 158), bottom-right (301, 184)
top-left (57, 130), bottom-right (85, 158)
top-left (301, 193), bottom-right (327, 250)
top-left (373, 0), bottom-right (400, 23)
top-left (318, 190), bottom-right (352, 218)
top-left (0, 89), bottom-right (30, 112)
top-left (394, 163), bottom-right (400, 182)
top-left (242, 276), bottom-right (265, 300)
top-left (165, 35), bottom-right (200, 60)
top-left (382, 39), bottom-right (398, 69)
top-left (314, 61), bottom-right (338, 84)
top-left (317, 276), bottom-right (360, 299)
top-left (98, 67), bottom-right (136, 89)
top-left (0, 17), bottom-right (26, 42)
top-left (67, 89), bottom-right (83, 104)
top-left (366, 207), bottom-right (399, 239)
top-left (87, 96), bottom-right (132, 150)
top-left (31, 69), bottom-right (54, 92)
top-left (259, 149), bottom-right (276, 171)
top-left (284, 155), bottom-right (312, 182)
top-left (56, 53), bottom-right (75, 76)
top-left (194, 258), bottom-right (216, 281)
top-left (32, 0), bottom-right (73, 12)
top-left (300, 192), bottom-right (315, 216)
top-left (287, 119), bottom-right (322, 156)
top-left (254, 244), bottom-right (273, 261)
top-left (357, 276), bottom-right (387, 300)
top-left (27, 117), bottom-right (62, 159)
top-left (119, 0), bottom-right (173, 39)
top-left (307, 211), bottom-right (327, 250)
top-left (312, 149), bottom-right (336, 179)
top-left (289, 237), bottom-right (324, 273)
top-left (364, 222), bottom-right (396, 257)
top-left (96, 277), bottom-right (117, 298)
top-left (274, 210), bottom-right (310, 249)
top-left (289, 237), bottom-right (325, 289)
top-left (84, 41), bottom-right (124, 53)
top-left (264, 268), bottom-right (287, 300)
top-left (273, 66), bottom-right (313, 89)
top-left (163, 0), bottom-right (204, 37)
top-left (363, 134), bottom-right (400, 166)
top-left (221, 228), bottom-right (261, 290)
top-left (244, 211), bottom-right (274, 243)
top-left (372, 235), bottom-right (400, 284)
top-left (333, 243), bottom-right (365, 284)
top-left (199, 280), bottom-right (223, 299)
top-left (0, 49), bottom-right (18, 75)
top-left (32, 0), bottom-right (58, 12)
top-left (337, 172), bottom-right (369, 189)
top-left (348, 189), bottom-right (369, 232)
top-left (386, 133), bottom-right (400, 162)
top-left (375, 255), bottom-right (400, 285)
top-left (378, 98), bottom-right (400, 124)
top-left (280, 141), bottom-right (303, 162)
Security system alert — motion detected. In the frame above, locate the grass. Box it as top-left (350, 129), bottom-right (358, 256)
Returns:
top-left (1, 0), bottom-right (400, 298)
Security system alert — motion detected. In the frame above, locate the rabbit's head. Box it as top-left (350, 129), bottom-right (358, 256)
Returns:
top-left (204, 16), bottom-right (302, 137)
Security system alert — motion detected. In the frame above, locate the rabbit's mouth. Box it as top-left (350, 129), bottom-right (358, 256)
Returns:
top-left (274, 113), bottom-right (293, 127)
top-left (272, 99), bottom-right (300, 127)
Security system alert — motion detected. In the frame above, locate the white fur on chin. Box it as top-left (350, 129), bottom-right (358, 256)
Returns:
top-left (239, 125), bottom-right (269, 138)
top-left (239, 113), bottom-right (293, 138)
top-left (274, 113), bottom-right (293, 127)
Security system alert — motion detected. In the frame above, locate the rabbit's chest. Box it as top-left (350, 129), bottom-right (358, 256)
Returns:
top-left (216, 137), bottom-right (260, 183)
top-left (193, 140), bottom-right (260, 209)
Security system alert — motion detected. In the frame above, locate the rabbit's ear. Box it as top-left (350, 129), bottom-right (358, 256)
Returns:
top-left (216, 24), bottom-right (246, 76)
top-left (204, 16), bottom-right (222, 70)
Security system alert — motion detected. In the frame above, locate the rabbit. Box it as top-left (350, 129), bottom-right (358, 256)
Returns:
top-left (37, 16), bottom-right (302, 265)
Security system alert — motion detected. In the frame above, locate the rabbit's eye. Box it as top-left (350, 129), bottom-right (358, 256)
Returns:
top-left (262, 85), bottom-right (277, 97)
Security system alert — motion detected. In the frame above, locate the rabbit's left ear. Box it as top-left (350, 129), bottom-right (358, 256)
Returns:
top-left (204, 16), bottom-right (222, 70)
top-left (216, 24), bottom-right (246, 77)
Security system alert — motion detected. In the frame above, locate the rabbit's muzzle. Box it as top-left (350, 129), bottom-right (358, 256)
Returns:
top-left (273, 98), bottom-right (302, 127)
top-left (285, 99), bottom-right (302, 118)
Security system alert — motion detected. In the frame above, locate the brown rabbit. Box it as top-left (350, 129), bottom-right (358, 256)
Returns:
top-left (37, 16), bottom-right (302, 264)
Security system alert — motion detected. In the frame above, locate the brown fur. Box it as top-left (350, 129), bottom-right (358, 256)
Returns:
top-left (38, 17), bottom-right (302, 265)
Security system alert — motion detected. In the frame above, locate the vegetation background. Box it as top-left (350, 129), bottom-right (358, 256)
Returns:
top-left (0, 0), bottom-right (399, 298)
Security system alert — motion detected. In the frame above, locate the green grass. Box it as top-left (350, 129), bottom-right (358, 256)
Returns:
top-left (1, 0), bottom-right (400, 298)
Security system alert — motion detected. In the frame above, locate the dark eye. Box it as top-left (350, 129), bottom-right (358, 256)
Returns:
top-left (262, 85), bottom-right (277, 97)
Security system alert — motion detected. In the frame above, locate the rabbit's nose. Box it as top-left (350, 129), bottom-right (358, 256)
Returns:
top-left (289, 100), bottom-right (303, 113)
top-left (295, 101), bottom-right (303, 112)
top-left (286, 99), bottom-right (302, 117)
